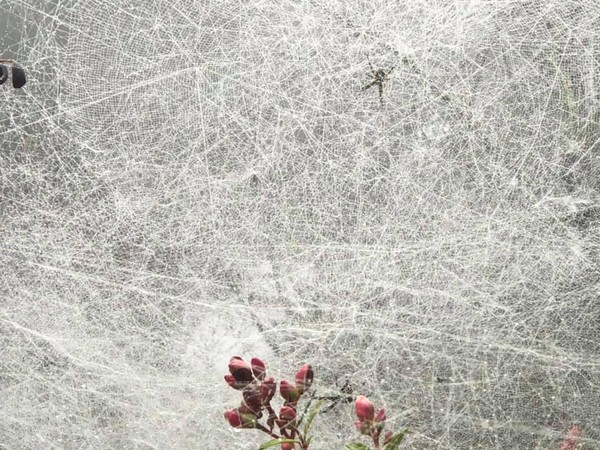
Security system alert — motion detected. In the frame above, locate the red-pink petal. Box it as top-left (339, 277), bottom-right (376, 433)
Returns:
top-left (260, 376), bottom-right (276, 404)
top-left (228, 356), bottom-right (253, 382)
top-left (375, 407), bottom-right (386, 423)
top-left (355, 395), bottom-right (375, 421)
top-left (242, 387), bottom-right (262, 414)
top-left (251, 357), bottom-right (267, 380)
top-left (224, 373), bottom-right (248, 390)
top-left (295, 364), bottom-right (314, 394)
top-left (280, 380), bottom-right (300, 404)
top-left (279, 405), bottom-right (296, 422)
top-left (224, 409), bottom-right (242, 428)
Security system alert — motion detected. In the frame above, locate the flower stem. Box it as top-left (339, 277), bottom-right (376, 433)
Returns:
top-left (373, 429), bottom-right (380, 450)
top-left (256, 423), bottom-right (281, 440)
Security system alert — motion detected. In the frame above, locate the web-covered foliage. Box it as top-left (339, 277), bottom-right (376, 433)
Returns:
top-left (1, 0), bottom-right (599, 448)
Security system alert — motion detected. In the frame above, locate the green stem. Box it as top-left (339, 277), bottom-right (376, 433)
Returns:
top-left (297, 430), bottom-right (309, 449)
top-left (296, 391), bottom-right (314, 426)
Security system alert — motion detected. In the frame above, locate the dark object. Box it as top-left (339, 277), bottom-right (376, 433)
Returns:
top-left (363, 58), bottom-right (394, 107)
top-left (316, 378), bottom-right (356, 414)
top-left (0, 65), bottom-right (7, 85)
top-left (0, 59), bottom-right (26, 88)
top-left (11, 65), bottom-right (26, 88)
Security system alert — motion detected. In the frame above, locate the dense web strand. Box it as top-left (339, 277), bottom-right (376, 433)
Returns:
top-left (0, 0), bottom-right (599, 448)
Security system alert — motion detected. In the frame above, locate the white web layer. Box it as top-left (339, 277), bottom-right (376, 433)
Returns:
top-left (1, 0), bottom-right (599, 448)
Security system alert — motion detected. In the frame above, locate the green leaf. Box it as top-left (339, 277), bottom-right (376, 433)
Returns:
top-left (383, 429), bottom-right (410, 450)
top-left (345, 443), bottom-right (371, 450)
top-left (258, 438), bottom-right (297, 449)
top-left (302, 399), bottom-right (324, 436)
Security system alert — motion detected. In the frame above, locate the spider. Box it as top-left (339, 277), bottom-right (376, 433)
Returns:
top-left (312, 376), bottom-right (356, 414)
top-left (362, 59), bottom-right (393, 106)
top-left (0, 59), bottom-right (26, 89)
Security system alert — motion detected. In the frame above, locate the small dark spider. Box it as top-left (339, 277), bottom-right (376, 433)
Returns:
top-left (362, 59), bottom-right (394, 106)
top-left (314, 377), bottom-right (356, 414)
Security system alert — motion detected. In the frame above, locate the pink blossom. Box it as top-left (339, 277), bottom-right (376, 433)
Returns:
top-left (251, 357), bottom-right (267, 381)
top-left (295, 364), bottom-right (314, 394)
top-left (260, 376), bottom-right (276, 404)
top-left (224, 409), bottom-right (257, 429)
top-left (280, 380), bottom-right (300, 404)
top-left (279, 406), bottom-right (296, 422)
top-left (355, 395), bottom-right (375, 422)
top-left (224, 409), bottom-right (242, 428)
top-left (227, 356), bottom-right (253, 385)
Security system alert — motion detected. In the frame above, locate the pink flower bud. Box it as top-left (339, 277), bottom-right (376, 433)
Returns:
top-left (228, 356), bottom-right (253, 383)
top-left (375, 407), bottom-right (386, 423)
top-left (279, 405), bottom-right (296, 422)
top-left (355, 395), bottom-right (375, 422)
top-left (276, 405), bottom-right (297, 431)
top-left (224, 374), bottom-right (248, 390)
top-left (224, 408), bottom-right (257, 429)
top-left (251, 357), bottom-right (267, 380)
top-left (280, 380), bottom-right (300, 404)
top-left (260, 376), bottom-right (276, 404)
top-left (224, 409), bottom-right (242, 428)
top-left (242, 387), bottom-right (262, 415)
top-left (281, 443), bottom-right (295, 450)
top-left (295, 364), bottom-right (314, 394)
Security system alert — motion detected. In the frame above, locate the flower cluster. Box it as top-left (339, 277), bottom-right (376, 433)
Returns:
top-left (224, 356), bottom-right (408, 450)
top-left (223, 357), bottom-right (276, 429)
top-left (222, 356), bottom-right (582, 450)
top-left (223, 356), bottom-right (314, 449)
top-left (352, 395), bottom-right (404, 449)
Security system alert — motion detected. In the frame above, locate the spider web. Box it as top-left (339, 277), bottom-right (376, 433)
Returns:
top-left (1, 0), bottom-right (599, 448)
